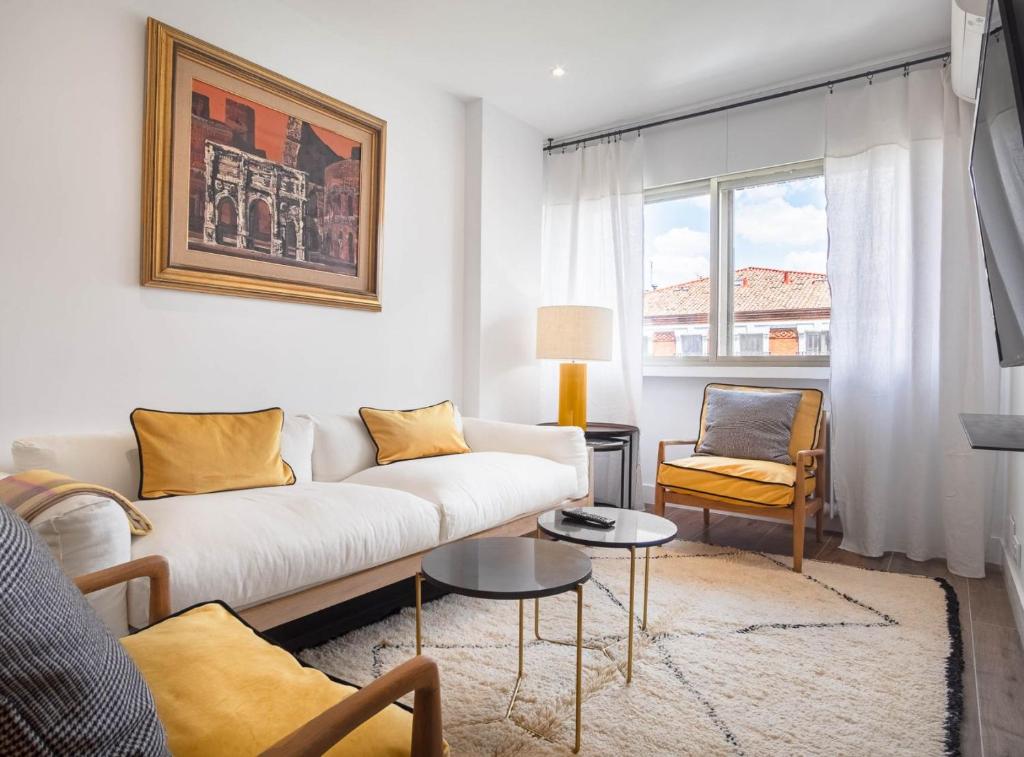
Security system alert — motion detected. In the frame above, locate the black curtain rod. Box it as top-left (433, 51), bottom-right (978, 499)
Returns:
top-left (543, 51), bottom-right (950, 152)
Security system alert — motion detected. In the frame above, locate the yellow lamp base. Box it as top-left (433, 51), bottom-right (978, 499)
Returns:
top-left (558, 362), bottom-right (588, 428)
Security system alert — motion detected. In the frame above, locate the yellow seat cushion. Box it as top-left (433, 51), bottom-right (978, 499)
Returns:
top-left (121, 602), bottom-right (423, 756)
top-left (657, 455), bottom-right (815, 508)
top-left (359, 400), bottom-right (470, 465)
top-left (697, 384), bottom-right (824, 467)
top-left (131, 407), bottom-right (295, 499)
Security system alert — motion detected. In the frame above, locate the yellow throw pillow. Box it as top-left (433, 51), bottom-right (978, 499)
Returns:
top-left (359, 400), bottom-right (470, 465)
top-left (131, 408), bottom-right (295, 499)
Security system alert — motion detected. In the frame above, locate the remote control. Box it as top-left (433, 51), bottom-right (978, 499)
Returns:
top-left (560, 508), bottom-right (616, 529)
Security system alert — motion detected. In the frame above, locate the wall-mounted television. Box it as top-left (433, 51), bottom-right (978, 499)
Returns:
top-left (972, 0), bottom-right (1024, 366)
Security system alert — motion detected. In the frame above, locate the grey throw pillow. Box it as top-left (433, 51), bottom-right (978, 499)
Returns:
top-left (0, 504), bottom-right (167, 756)
top-left (695, 389), bottom-right (802, 464)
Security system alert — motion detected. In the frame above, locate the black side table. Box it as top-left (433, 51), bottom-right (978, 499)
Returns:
top-left (540, 422), bottom-right (640, 509)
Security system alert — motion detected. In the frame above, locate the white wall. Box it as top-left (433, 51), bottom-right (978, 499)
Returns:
top-left (0, 0), bottom-right (466, 470)
top-left (638, 92), bottom-right (830, 504)
top-left (462, 101), bottom-right (545, 423)
top-left (1001, 368), bottom-right (1024, 639)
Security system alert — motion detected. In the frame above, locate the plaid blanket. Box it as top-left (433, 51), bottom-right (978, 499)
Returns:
top-left (0, 469), bottom-right (152, 535)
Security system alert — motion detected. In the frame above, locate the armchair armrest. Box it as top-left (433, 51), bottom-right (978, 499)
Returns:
top-left (260, 656), bottom-right (444, 757)
top-left (657, 439), bottom-right (698, 465)
top-left (795, 448), bottom-right (825, 468)
top-left (75, 555), bottom-right (170, 626)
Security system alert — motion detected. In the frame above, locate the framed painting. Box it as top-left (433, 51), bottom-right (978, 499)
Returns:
top-left (142, 19), bottom-right (385, 309)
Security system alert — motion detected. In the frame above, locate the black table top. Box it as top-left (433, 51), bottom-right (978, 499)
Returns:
top-left (537, 508), bottom-right (678, 549)
top-left (420, 537), bottom-right (592, 599)
top-left (959, 413), bottom-right (1024, 452)
top-left (539, 422), bottom-right (640, 439)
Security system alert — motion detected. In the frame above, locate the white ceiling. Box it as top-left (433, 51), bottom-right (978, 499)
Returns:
top-left (283, 0), bottom-right (951, 139)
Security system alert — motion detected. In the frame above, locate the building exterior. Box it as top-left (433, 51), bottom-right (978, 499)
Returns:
top-left (643, 266), bottom-right (831, 357)
top-left (202, 142), bottom-right (308, 260)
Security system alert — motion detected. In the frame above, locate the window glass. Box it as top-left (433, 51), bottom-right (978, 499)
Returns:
top-left (642, 191), bottom-right (712, 359)
top-left (727, 175), bottom-right (830, 357)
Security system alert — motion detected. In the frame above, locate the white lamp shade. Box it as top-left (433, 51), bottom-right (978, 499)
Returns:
top-left (536, 305), bottom-right (613, 361)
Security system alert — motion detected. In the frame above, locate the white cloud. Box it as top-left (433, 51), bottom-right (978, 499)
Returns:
top-left (783, 250), bottom-right (828, 273)
top-left (647, 227), bottom-right (710, 287)
top-left (734, 197), bottom-right (826, 248)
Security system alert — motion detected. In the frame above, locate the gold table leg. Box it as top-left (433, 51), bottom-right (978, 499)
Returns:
top-left (505, 599), bottom-right (525, 718)
top-left (627, 545), bottom-right (636, 684)
top-left (642, 546), bottom-right (651, 631)
top-left (575, 583), bottom-right (583, 754)
top-left (415, 572), bottom-right (423, 656)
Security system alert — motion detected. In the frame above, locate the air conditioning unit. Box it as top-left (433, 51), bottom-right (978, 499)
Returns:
top-left (951, 0), bottom-right (988, 102)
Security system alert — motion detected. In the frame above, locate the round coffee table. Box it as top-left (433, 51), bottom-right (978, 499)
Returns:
top-left (536, 508), bottom-right (677, 683)
top-left (415, 537), bottom-right (592, 753)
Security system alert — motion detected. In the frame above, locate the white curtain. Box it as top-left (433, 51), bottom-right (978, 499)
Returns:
top-left (541, 137), bottom-right (645, 501)
top-left (826, 66), bottom-right (1001, 577)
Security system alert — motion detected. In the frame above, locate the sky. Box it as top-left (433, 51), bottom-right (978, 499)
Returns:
top-left (643, 175), bottom-right (827, 290)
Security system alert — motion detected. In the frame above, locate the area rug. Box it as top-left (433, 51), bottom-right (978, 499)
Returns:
top-left (302, 540), bottom-right (962, 756)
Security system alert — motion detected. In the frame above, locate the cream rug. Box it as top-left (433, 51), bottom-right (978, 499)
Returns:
top-left (303, 540), bottom-right (963, 756)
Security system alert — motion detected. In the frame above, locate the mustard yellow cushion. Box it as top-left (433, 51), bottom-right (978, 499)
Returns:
top-left (697, 384), bottom-right (824, 466)
top-left (121, 603), bottom-right (419, 756)
top-left (131, 408), bottom-right (295, 499)
top-left (359, 400), bottom-right (470, 465)
top-left (657, 455), bottom-right (815, 508)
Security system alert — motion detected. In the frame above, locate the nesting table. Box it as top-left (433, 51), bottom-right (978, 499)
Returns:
top-left (536, 507), bottom-right (677, 683)
top-left (415, 537), bottom-right (592, 753)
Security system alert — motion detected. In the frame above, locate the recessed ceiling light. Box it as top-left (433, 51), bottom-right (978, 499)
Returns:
top-left (551, 65), bottom-right (566, 78)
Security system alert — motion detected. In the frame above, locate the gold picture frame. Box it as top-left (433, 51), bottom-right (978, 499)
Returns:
top-left (141, 19), bottom-right (385, 310)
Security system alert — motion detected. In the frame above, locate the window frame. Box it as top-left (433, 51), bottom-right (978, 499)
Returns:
top-left (643, 158), bottom-right (829, 369)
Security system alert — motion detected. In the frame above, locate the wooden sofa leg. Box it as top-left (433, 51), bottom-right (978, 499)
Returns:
top-left (702, 508), bottom-right (710, 528)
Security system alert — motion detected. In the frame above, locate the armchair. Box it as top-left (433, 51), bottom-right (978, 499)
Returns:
top-left (653, 384), bottom-right (828, 573)
top-left (76, 556), bottom-right (445, 756)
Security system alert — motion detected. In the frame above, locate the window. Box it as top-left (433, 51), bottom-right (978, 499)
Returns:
top-left (643, 160), bottom-right (830, 366)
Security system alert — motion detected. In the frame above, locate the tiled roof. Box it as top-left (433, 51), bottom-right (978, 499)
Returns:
top-left (644, 267), bottom-right (830, 322)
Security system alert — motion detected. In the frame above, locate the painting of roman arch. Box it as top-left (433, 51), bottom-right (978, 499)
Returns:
top-left (142, 20), bottom-right (385, 310)
top-left (188, 81), bottom-right (361, 275)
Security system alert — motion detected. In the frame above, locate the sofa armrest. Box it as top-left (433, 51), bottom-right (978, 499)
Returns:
top-left (260, 656), bottom-right (444, 757)
top-left (30, 495), bottom-right (133, 636)
top-left (461, 418), bottom-right (589, 500)
top-left (75, 555), bottom-right (171, 627)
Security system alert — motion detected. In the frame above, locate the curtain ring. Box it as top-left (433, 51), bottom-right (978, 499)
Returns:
top-left (902, 64), bottom-right (909, 78)
top-left (867, 72), bottom-right (874, 85)
top-left (827, 82), bottom-right (834, 94)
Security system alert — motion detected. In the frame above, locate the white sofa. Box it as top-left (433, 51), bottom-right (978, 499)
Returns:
top-left (9, 413), bottom-right (590, 636)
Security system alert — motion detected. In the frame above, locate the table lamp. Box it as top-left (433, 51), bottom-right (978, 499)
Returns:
top-left (536, 305), bottom-right (613, 428)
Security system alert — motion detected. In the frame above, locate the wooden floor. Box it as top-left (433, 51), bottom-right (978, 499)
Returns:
top-left (654, 506), bottom-right (1024, 757)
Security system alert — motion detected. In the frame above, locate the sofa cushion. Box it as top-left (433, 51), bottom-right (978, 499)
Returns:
top-left (127, 482), bottom-right (441, 628)
top-left (121, 601), bottom-right (422, 756)
top-left (345, 452), bottom-right (578, 541)
top-left (0, 503), bottom-right (167, 755)
top-left (657, 455), bottom-right (816, 508)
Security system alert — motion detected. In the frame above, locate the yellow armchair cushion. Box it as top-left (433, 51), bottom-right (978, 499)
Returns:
top-left (697, 384), bottom-right (824, 466)
top-left (120, 602), bottom-right (420, 756)
top-left (657, 455), bottom-right (815, 508)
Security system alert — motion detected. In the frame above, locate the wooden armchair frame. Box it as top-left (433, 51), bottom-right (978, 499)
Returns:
top-left (654, 413), bottom-right (828, 573)
top-left (75, 556), bottom-right (444, 757)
